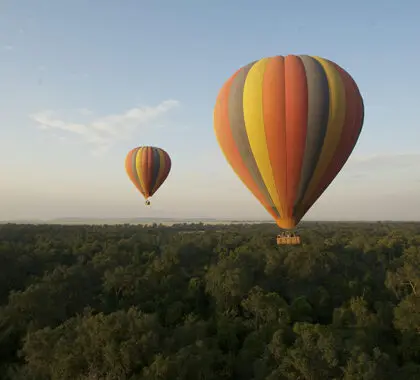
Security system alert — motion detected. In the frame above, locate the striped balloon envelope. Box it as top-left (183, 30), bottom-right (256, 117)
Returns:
top-left (213, 55), bottom-right (364, 230)
top-left (125, 146), bottom-right (171, 205)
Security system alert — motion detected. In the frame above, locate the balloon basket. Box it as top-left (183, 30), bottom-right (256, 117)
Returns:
top-left (145, 200), bottom-right (151, 206)
top-left (277, 231), bottom-right (301, 245)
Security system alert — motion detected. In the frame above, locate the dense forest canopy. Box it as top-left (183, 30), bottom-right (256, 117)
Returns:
top-left (0, 222), bottom-right (419, 379)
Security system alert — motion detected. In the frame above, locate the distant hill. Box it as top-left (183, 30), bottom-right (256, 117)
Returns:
top-left (0, 217), bottom-right (275, 225)
top-left (2, 218), bottom-right (411, 226)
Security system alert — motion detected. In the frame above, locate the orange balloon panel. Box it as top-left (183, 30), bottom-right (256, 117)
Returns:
top-left (213, 55), bottom-right (364, 230)
top-left (125, 146), bottom-right (171, 200)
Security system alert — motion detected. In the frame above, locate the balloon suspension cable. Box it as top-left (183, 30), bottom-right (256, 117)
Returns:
top-left (279, 230), bottom-right (296, 237)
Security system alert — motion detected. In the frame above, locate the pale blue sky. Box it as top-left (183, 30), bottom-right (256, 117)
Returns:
top-left (1, 0), bottom-right (419, 221)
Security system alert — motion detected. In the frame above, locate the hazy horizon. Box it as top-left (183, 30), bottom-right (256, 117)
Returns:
top-left (2, 214), bottom-right (420, 224)
top-left (1, 1), bottom-right (420, 222)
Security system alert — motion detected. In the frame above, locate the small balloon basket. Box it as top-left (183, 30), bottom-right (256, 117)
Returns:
top-left (277, 231), bottom-right (301, 245)
top-left (145, 200), bottom-right (151, 206)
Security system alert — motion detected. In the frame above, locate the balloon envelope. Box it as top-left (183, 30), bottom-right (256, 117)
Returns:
top-left (125, 146), bottom-right (171, 200)
top-left (213, 55), bottom-right (364, 230)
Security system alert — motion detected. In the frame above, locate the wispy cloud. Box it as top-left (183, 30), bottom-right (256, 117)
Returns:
top-left (76, 108), bottom-right (94, 116)
top-left (2, 44), bottom-right (13, 51)
top-left (349, 153), bottom-right (420, 165)
top-left (30, 100), bottom-right (180, 155)
top-left (346, 153), bottom-right (420, 179)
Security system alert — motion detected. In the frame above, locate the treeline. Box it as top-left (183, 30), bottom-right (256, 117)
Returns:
top-left (0, 222), bottom-right (419, 379)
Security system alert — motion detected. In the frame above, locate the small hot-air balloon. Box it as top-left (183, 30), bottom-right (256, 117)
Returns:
top-left (213, 55), bottom-right (364, 245)
top-left (125, 146), bottom-right (171, 206)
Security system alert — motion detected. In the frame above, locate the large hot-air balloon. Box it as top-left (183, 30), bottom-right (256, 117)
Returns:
top-left (213, 55), bottom-right (364, 245)
top-left (125, 146), bottom-right (171, 206)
